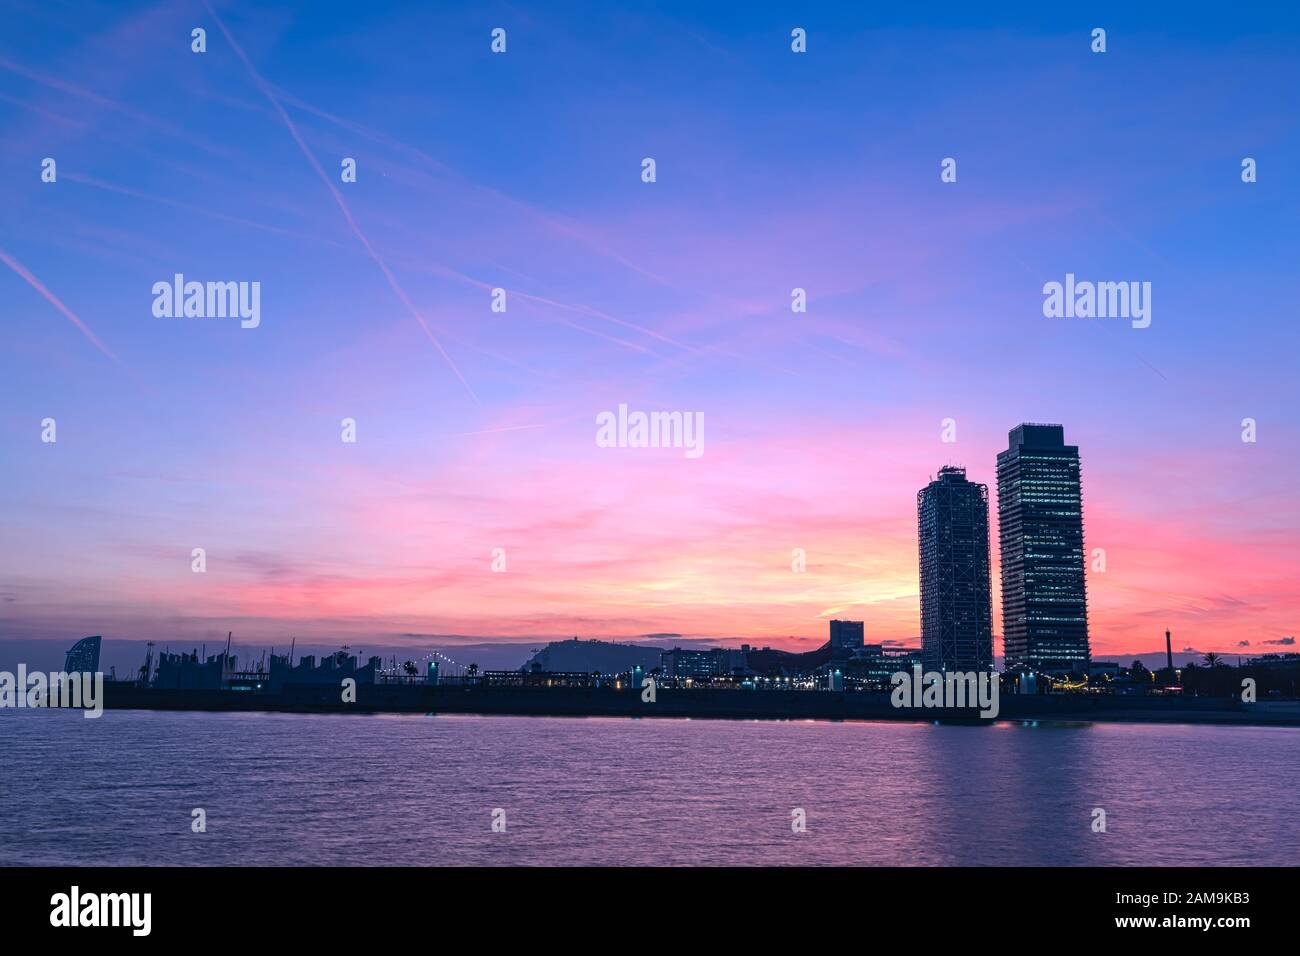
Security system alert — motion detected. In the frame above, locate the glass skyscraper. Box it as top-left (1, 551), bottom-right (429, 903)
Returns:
top-left (917, 466), bottom-right (994, 672)
top-left (996, 424), bottom-right (1090, 675)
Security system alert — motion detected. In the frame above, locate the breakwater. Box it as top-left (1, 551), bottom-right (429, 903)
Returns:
top-left (98, 682), bottom-right (1300, 726)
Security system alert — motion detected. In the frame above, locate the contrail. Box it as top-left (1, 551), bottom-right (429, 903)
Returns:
top-left (65, 172), bottom-right (333, 246)
top-left (203, 1), bottom-right (479, 405)
top-left (458, 423), bottom-right (550, 436)
top-left (0, 246), bottom-right (120, 364)
top-left (0, 54), bottom-right (240, 161)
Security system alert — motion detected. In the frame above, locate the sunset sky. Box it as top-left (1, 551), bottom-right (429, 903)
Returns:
top-left (2, 1), bottom-right (1298, 658)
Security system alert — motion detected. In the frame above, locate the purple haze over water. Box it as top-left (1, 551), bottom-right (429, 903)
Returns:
top-left (1, 710), bottom-right (1296, 866)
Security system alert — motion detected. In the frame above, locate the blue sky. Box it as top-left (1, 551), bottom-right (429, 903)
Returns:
top-left (1, 0), bottom-right (1297, 654)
